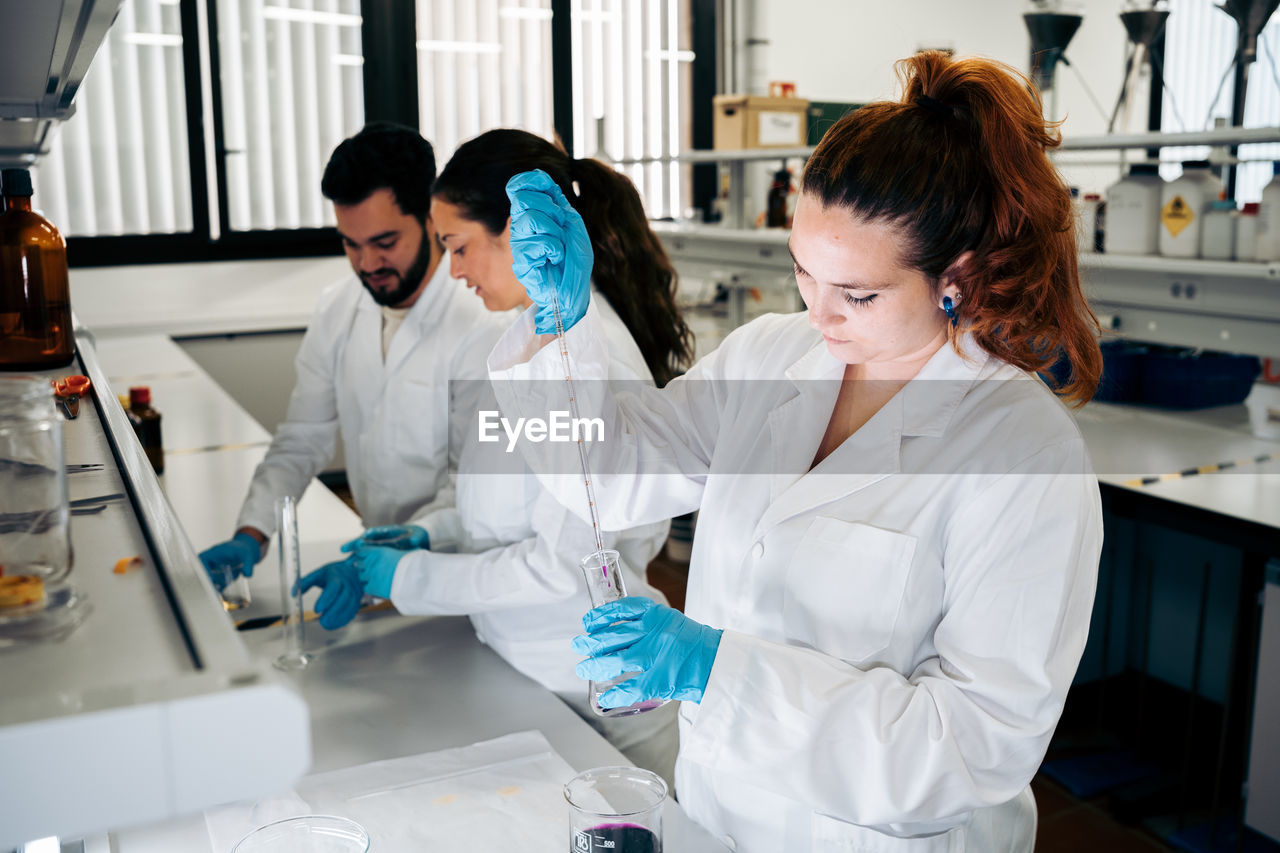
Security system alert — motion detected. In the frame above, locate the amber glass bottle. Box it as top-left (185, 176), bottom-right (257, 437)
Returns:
top-left (0, 168), bottom-right (73, 370)
top-left (129, 386), bottom-right (164, 475)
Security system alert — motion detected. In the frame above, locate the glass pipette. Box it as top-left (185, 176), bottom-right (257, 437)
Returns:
top-left (547, 293), bottom-right (614, 593)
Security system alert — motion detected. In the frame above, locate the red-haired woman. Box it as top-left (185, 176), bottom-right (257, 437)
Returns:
top-left (492, 51), bottom-right (1103, 852)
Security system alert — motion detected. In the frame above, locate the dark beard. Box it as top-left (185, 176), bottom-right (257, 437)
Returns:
top-left (360, 225), bottom-right (432, 307)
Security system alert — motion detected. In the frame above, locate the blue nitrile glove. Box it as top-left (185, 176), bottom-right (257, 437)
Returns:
top-left (297, 558), bottom-right (364, 630)
top-left (350, 545), bottom-right (405, 599)
top-left (572, 596), bottom-right (723, 707)
top-left (199, 531), bottom-right (262, 590)
top-left (506, 169), bottom-right (592, 334)
top-left (339, 524), bottom-right (429, 553)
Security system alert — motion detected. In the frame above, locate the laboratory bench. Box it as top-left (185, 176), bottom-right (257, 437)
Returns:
top-left (1, 327), bottom-right (726, 851)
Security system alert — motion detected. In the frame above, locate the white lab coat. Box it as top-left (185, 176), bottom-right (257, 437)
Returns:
top-left (237, 258), bottom-right (508, 540)
top-left (387, 294), bottom-right (670, 697)
top-left (489, 309), bottom-right (1103, 853)
top-left (388, 295), bottom-right (678, 784)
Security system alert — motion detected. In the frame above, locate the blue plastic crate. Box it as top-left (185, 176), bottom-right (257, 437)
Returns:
top-left (1041, 340), bottom-right (1148, 403)
top-left (1141, 348), bottom-right (1261, 409)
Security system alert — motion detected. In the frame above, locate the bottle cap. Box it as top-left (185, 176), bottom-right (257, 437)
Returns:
top-left (129, 386), bottom-right (152, 406)
top-left (1180, 159), bottom-right (1211, 170)
top-left (1128, 163), bottom-right (1160, 176)
top-left (1210, 199), bottom-right (1237, 211)
top-left (0, 168), bottom-right (33, 197)
top-left (1243, 202), bottom-right (1260, 215)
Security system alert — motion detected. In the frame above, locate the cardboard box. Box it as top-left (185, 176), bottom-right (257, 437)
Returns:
top-left (713, 94), bottom-right (811, 150)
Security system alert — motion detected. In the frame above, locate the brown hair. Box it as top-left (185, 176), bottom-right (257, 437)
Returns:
top-left (433, 129), bottom-right (693, 386)
top-left (800, 51), bottom-right (1102, 405)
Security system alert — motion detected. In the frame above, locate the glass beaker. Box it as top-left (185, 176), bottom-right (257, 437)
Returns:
top-left (274, 495), bottom-right (312, 671)
top-left (0, 377), bottom-right (71, 595)
top-left (579, 549), bottom-right (669, 718)
top-left (232, 815), bottom-right (369, 853)
top-left (565, 766), bottom-right (666, 853)
top-left (212, 561), bottom-right (252, 611)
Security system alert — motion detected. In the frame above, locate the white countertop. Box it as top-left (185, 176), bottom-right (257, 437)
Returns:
top-left (71, 256), bottom-right (350, 338)
top-left (82, 331), bottom-right (726, 851)
top-left (91, 334), bottom-right (362, 562)
top-left (1073, 385), bottom-right (1280, 530)
top-left (113, 614), bottom-right (724, 852)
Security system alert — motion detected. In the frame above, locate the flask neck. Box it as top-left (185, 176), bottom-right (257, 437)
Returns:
top-left (3, 195), bottom-right (33, 212)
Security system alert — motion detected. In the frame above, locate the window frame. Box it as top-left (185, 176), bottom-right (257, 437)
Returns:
top-left (66, 0), bottom-right (715, 267)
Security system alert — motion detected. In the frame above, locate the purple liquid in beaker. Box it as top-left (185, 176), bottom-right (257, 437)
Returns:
top-left (572, 822), bottom-right (660, 853)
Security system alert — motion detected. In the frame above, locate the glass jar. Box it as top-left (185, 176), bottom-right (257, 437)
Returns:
top-left (0, 376), bottom-right (72, 591)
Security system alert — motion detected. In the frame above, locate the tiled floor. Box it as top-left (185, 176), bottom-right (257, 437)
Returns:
top-left (1032, 776), bottom-right (1172, 852)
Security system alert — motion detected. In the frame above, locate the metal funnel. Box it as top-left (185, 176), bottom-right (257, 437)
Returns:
top-left (1119, 9), bottom-right (1170, 49)
top-left (1110, 9), bottom-right (1171, 132)
top-left (1217, 0), bottom-right (1280, 131)
top-left (1024, 12), bottom-right (1084, 90)
top-left (1218, 0), bottom-right (1280, 63)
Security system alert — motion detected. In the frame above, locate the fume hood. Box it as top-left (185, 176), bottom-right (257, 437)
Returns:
top-left (0, 0), bottom-right (125, 165)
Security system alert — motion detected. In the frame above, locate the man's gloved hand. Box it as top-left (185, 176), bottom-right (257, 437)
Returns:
top-left (297, 558), bottom-right (364, 630)
top-left (340, 524), bottom-right (429, 553)
top-left (506, 169), bottom-right (592, 334)
top-left (199, 531), bottom-right (262, 590)
top-left (350, 545), bottom-right (405, 599)
top-left (571, 596), bottom-right (723, 708)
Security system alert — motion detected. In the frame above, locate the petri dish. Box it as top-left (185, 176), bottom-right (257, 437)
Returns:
top-left (232, 815), bottom-right (370, 853)
top-left (0, 584), bottom-right (91, 647)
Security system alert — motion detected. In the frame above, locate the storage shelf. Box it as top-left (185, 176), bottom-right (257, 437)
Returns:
top-left (613, 126), bottom-right (1280, 167)
top-left (655, 222), bottom-right (1280, 281)
top-left (614, 146), bottom-right (813, 166)
top-left (1080, 252), bottom-right (1280, 280)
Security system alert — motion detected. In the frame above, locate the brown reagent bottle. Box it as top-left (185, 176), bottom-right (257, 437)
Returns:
top-left (0, 168), bottom-right (74, 370)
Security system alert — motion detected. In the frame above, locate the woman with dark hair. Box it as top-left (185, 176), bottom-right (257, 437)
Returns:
top-left (431, 127), bottom-right (692, 385)
top-left (338, 128), bottom-right (692, 786)
top-left (491, 53), bottom-right (1104, 851)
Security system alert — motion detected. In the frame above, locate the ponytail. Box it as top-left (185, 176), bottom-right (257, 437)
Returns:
top-left (433, 129), bottom-right (692, 385)
top-left (567, 157), bottom-right (693, 386)
top-left (801, 51), bottom-right (1102, 406)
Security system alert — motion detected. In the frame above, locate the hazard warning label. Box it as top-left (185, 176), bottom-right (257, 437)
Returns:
top-left (1162, 195), bottom-right (1194, 237)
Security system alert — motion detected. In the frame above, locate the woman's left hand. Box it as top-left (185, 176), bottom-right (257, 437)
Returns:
top-left (572, 596), bottom-right (723, 707)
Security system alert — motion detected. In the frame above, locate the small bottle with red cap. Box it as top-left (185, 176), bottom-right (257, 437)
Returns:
top-left (129, 386), bottom-right (164, 474)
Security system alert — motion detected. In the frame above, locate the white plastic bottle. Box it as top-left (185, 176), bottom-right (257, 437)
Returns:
top-left (1078, 193), bottom-right (1101, 253)
top-left (1256, 162), bottom-right (1280, 261)
top-left (1236, 202), bottom-right (1259, 261)
top-left (1200, 199), bottom-right (1236, 260)
top-left (1159, 160), bottom-right (1223, 258)
top-left (1105, 163), bottom-right (1163, 255)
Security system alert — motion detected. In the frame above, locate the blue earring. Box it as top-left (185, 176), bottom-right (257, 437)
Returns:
top-left (942, 296), bottom-right (958, 328)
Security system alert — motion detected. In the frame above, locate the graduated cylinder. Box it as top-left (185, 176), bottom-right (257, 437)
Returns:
top-left (579, 548), bottom-right (670, 718)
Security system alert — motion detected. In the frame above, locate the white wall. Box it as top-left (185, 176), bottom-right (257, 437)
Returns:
top-left (750, 0), bottom-right (1138, 194)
